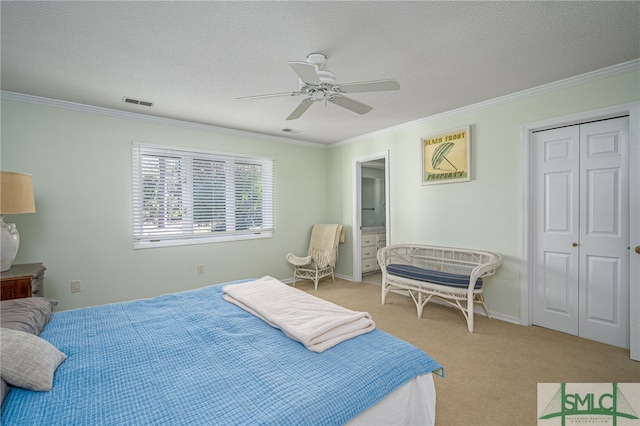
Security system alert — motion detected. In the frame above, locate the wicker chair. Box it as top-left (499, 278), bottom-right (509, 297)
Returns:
top-left (285, 224), bottom-right (344, 291)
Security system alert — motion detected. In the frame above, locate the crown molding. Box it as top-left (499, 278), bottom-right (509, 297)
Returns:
top-left (0, 91), bottom-right (327, 149)
top-left (3, 58), bottom-right (637, 149)
top-left (333, 58), bottom-right (640, 147)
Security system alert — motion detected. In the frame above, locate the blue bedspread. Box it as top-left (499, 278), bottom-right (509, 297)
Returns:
top-left (2, 283), bottom-right (442, 425)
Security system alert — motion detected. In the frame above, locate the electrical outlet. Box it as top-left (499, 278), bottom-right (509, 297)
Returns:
top-left (71, 280), bottom-right (81, 293)
top-left (197, 264), bottom-right (205, 275)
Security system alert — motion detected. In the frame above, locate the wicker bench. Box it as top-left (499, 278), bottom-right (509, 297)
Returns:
top-left (377, 244), bottom-right (502, 333)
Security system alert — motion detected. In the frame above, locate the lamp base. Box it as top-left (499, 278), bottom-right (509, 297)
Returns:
top-left (1, 217), bottom-right (20, 271)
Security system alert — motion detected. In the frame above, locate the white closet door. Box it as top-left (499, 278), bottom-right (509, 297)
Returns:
top-left (578, 117), bottom-right (629, 348)
top-left (532, 117), bottom-right (630, 348)
top-left (533, 126), bottom-right (580, 335)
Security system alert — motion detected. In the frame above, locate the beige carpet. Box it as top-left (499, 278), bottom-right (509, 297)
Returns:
top-left (295, 278), bottom-right (640, 426)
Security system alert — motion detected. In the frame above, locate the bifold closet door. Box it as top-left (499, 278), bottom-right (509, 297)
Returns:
top-left (532, 117), bottom-right (629, 348)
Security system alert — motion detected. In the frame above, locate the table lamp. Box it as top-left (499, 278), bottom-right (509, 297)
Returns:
top-left (1, 172), bottom-right (36, 271)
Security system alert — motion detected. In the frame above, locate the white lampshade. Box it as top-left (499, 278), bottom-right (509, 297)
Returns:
top-left (1, 172), bottom-right (36, 271)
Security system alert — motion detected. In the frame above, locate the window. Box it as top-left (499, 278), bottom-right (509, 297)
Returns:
top-left (132, 143), bottom-right (274, 248)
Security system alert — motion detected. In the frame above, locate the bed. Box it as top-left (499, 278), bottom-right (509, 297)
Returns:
top-left (1, 278), bottom-right (443, 425)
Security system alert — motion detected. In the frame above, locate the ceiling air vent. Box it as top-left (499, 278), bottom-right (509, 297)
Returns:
top-left (282, 128), bottom-right (302, 134)
top-left (123, 97), bottom-right (154, 107)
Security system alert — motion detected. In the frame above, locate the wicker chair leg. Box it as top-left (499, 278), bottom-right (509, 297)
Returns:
top-left (466, 294), bottom-right (474, 333)
top-left (313, 267), bottom-right (319, 291)
top-left (477, 294), bottom-right (492, 319)
top-left (416, 292), bottom-right (424, 318)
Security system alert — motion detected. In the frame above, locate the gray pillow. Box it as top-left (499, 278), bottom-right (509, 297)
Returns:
top-left (0, 378), bottom-right (8, 404)
top-left (0, 298), bottom-right (59, 335)
top-left (0, 328), bottom-right (67, 391)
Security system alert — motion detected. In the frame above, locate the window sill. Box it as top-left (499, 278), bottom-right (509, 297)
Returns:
top-left (133, 232), bottom-right (273, 249)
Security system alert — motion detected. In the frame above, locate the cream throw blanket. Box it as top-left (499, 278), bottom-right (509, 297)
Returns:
top-left (222, 276), bottom-right (375, 353)
top-left (286, 224), bottom-right (344, 267)
top-left (308, 224), bottom-right (344, 267)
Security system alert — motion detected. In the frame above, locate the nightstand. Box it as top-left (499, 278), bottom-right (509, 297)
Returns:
top-left (0, 263), bottom-right (46, 300)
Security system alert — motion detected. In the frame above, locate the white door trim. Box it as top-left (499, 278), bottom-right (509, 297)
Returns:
top-left (352, 151), bottom-right (390, 283)
top-left (520, 102), bottom-right (640, 359)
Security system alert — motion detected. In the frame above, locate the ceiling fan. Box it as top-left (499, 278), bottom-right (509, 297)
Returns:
top-left (236, 53), bottom-right (400, 120)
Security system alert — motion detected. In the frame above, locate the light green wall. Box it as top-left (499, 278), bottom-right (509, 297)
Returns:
top-left (1, 100), bottom-right (328, 310)
top-left (327, 69), bottom-right (640, 319)
top-left (2, 68), bottom-right (638, 318)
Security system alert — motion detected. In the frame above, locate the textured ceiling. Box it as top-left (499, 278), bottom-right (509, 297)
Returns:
top-left (1, 1), bottom-right (639, 145)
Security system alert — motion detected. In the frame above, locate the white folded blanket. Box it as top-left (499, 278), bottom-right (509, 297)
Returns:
top-left (222, 276), bottom-right (375, 353)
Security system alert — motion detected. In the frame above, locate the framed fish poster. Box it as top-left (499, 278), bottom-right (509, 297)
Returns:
top-left (422, 126), bottom-right (471, 185)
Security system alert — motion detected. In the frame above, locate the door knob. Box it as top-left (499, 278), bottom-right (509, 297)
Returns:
top-left (572, 243), bottom-right (578, 247)
top-left (636, 246), bottom-right (640, 254)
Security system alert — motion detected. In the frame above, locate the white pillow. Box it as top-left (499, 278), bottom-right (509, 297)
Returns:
top-left (0, 327), bottom-right (67, 391)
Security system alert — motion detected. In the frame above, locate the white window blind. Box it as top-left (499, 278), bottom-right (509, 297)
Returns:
top-left (132, 143), bottom-right (274, 248)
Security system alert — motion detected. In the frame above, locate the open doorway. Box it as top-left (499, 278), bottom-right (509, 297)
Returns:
top-left (352, 151), bottom-right (390, 284)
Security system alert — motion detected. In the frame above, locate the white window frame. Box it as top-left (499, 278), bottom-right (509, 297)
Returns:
top-left (132, 142), bottom-right (274, 249)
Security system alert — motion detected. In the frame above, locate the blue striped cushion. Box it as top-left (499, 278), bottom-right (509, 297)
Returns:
top-left (386, 264), bottom-right (482, 289)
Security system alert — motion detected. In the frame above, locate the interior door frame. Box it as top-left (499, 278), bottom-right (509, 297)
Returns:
top-left (352, 151), bottom-right (390, 283)
top-left (520, 102), bottom-right (640, 360)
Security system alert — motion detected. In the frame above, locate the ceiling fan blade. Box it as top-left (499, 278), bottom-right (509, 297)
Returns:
top-left (288, 61), bottom-right (321, 86)
top-left (286, 98), bottom-right (315, 120)
top-left (338, 79), bottom-right (400, 93)
top-left (236, 91), bottom-right (301, 101)
top-left (330, 95), bottom-right (373, 115)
